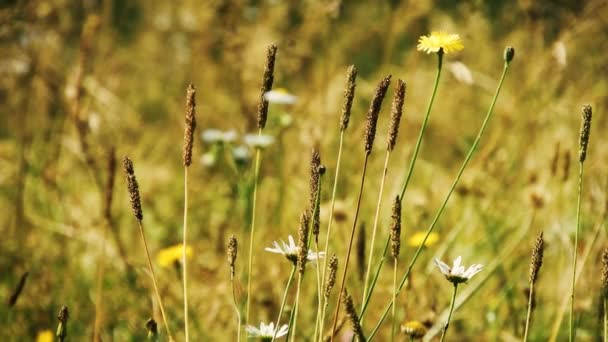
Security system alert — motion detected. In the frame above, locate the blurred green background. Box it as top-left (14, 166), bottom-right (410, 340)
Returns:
top-left (1, 0), bottom-right (608, 340)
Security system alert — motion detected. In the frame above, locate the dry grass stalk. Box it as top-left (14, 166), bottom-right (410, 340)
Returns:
top-left (387, 79), bottom-right (406, 151)
top-left (364, 75), bottom-right (392, 154)
top-left (257, 44), bottom-right (278, 129)
top-left (340, 65), bottom-right (358, 131)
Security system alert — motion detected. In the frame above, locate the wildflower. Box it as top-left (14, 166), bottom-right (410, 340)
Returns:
top-left (417, 31), bottom-right (464, 54)
top-left (279, 113), bottom-right (293, 128)
top-left (36, 330), bottom-right (54, 342)
top-left (264, 88), bottom-right (297, 105)
top-left (401, 320), bottom-right (427, 339)
top-left (408, 231), bottom-right (439, 248)
top-left (434, 256), bottom-right (482, 285)
top-left (157, 244), bottom-right (193, 268)
top-left (265, 235), bottom-right (324, 265)
top-left (244, 133), bottom-right (275, 149)
top-left (246, 322), bottom-right (289, 340)
top-left (232, 145), bottom-right (250, 163)
top-left (201, 129), bottom-right (237, 144)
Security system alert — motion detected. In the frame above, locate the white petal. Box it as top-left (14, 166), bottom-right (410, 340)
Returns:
top-left (434, 259), bottom-right (451, 275)
top-left (287, 235), bottom-right (296, 248)
top-left (276, 324), bottom-right (289, 337)
top-left (452, 256), bottom-right (462, 271)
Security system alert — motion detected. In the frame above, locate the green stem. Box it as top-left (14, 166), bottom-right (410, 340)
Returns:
top-left (523, 284), bottom-right (534, 341)
top-left (330, 154), bottom-right (370, 341)
top-left (183, 168), bottom-right (190, 342)
top-left (314, 240), bottom-right (323, 341)
top-left (320, 130), bottom-right (345, 304)
top-left (246, 128), bottom-right (263, 326)
top-left (362, 151), bottom-right (391, 310)
top-left (359, 51), bottom-right (444, 319)
top-left (231, 276), bottom-right (242, 342)
top-left (290, 274), bottom-right (304, 342)
top-left (271, 266), bottom-right (296, 342)
top-left (569, 162), bottom-right (584, 341)
top-left (366, 59), bottom-right (512, 341)
top-left (439, 284), bottom-right (459, 342)
top-left (391, 258), bottom-right (398, 342)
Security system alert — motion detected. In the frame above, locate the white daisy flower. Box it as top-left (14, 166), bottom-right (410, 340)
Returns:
top-left (434, 256), bottom-right (482, 284)
top-left (246, 321), bottom-right (289, 340)
top-left (200, 151), bottom-right (216, 167)
top-left (265, 235), bottom-right (325, 265)
top-left (264, 88), bottom-right (297, 105)
top-left (232, 145), bottom-right (250, 162)
top-left (201, 129), bottom-right (238, 144)
top-left (244, 134), bottom-right (275, 149)
top-left (201, 129), bottom-right (224, 144)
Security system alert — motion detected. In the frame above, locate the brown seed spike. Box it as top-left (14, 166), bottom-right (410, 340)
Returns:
top-left (601, 248), bottom-right (608, 297)
top-left (227, 234), bottom-right (238, 280)
top-left (390, 196), bottom-right (402, 258)
top-left (364, 75), bottom-right (391, 154)
top-left (123, 156), bottom-right (143, 221)
top-left (309, 150), bottom-right (321, 212)
top-left (579, 105), bottom-right (592, 162)
top-left (8, 271), bottom-right (28, 307)
top-left (340, 65), bottom-right (358, 131)
top-left (342, 288), bottom-right (366, 341)
top-left (104, 147), bottom-right (116, 221)
top-left (297, 211), bottom-right (310, 275)
top-left (183, 83), bottom-right (197, 167)
top-left (529, 232), bottom-right (544, 285)
top-left (387, 80), bottom-right (406, 151)
top-left (257, 44), bottom-right (278, 129)
top-left (324, 254), bottom-right (338, 300)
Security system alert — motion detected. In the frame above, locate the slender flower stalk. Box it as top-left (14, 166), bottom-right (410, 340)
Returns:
top-left (291, 212), bottom-right (311, 342)
top-left (366, 47), bottom-right (514, 340)
top-left (246, 44), bottom-right (278, 327)
top-left (570, 104), bottom-right (592, 342)
top-left (331, 75), bottom-right (392, 340)
top-left (362, 79), bottom-right (405, 309)
top-left (271, 266), bottom-right (296, 342)
top-left (439, 285), bottom-right (458, 342)
top-left (123, 157), bottom-right (174, 341)
top-left (228, 235), bottom-right (241, 342)
top-left (182, 83), bottom-right (197, 342)
top-left (524, 232), bottom-right (544, 341)
top-left (319, 66), bottom-right (357, 339)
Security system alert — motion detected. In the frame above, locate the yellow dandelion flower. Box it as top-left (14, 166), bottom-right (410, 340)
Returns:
top-left (36, 330), bottom-right (54, 342)
top-left (157, 244), bottom-right (193, 268)
top-left (401, 320), bottom-right (427, 338)
top-left (417, 31), bottom-right (464, 54)
top-left (407, 231), bottom-right (439, 248)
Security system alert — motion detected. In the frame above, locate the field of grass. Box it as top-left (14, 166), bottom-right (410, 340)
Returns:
top-left (2, 1), bottom-right (608, 341)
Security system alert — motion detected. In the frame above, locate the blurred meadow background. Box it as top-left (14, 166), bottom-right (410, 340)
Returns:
top-left (2, 0), bottom-right (608, 341)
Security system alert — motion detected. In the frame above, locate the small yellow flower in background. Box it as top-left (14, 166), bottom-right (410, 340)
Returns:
top-left (36, 330), bottom-right (54, 342)
top-left (157, 244), bottom-right (193, 268)
top-left (417, 31), bottom-right (464, 54)
top-left (407, 231), bottom-right (439, 247)
top-left (401, 320), bottom-right (427, 339)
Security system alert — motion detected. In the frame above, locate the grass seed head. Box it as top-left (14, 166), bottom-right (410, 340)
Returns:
top-left (387, 79), bottom-right (406, 151)
top-left (123, 156), bottom-right (143, 221)
top-left (297, 211), bottom-right (310, 274)
top-left (342, 288), bottom-right (365, 341)
top-left (364, 75), bottom-right (391, 154)
top-left (340, 65), bottom-right (358, 131)
top-left (390, 195), bottom-right (402, 258)
top-left (529, 232), bottom-right (544, 285)
top-left (324, 254), bottom-right (338, 300)
top-left (56, 305), bottom-right (69, 340)
top-left (227, 234), bottom-right (238, 280)
top-left (579, 104), bottom-right (592, 162)
top-left (257, 44), bottom-right (278, 129)
top-left (145, 318), bottom-right (158, 339)
top-left (183, 83), bottom-right (197, 167)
